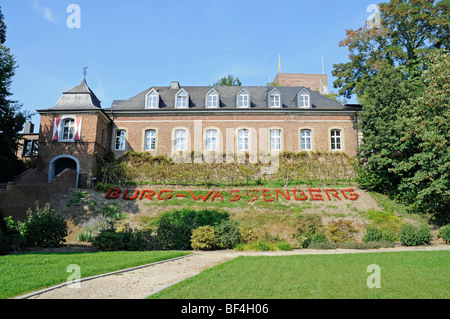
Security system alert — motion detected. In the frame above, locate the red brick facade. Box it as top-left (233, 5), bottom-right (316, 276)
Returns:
top-left (274, 73), bottom-right (328, 94)
top-left (35, 78), bottom-right (361, 188)
top-left (111, 113), bottom-right (359, 158)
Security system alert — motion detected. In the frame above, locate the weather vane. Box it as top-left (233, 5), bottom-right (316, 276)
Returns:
top-left (83, 66), bottom-right (88, 78)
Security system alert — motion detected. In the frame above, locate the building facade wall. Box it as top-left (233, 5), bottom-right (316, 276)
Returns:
top-left (110, 113), bottom-right (358, 158)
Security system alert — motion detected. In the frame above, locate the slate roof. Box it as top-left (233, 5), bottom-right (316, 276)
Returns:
top-left (105, 85), bottom-right (360, 113)
top-left (38, 78), bottom-right (102, 112)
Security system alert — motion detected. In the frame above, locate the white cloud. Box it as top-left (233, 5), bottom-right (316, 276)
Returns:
top-left (30, 0), bottom-right (57, 24)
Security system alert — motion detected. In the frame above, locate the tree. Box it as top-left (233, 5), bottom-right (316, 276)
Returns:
top-left (395, 50), bottom-right (450, 224)
top-left (213, 74), bottom-right (242, 87)
top-left (0, 6), bottom-right (29, 181)
top-left (332, 0), bottom-right (449, 99)
top-left (334, 0), bottom-right (450, 222)
top-left (356, 50), bottom-right (450, 223)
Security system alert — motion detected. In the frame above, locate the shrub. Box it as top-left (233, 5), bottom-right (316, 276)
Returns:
top-left (77, 214), bottom-right (114, 242)
top-left (255, 240), bottom-right (276, 251)
top-left (239, 224), bottom-right (257, 244)
top-left (363, 225), bottom-right (398, 243)
top-left (277, 241), bottom-right (292, 251)
top-left (191, 226), bottom-right (218, 251)
top-left (308, 242), bottom-right (337, 250)
top-left (0, 217), bottom-right (26, 255)
top-left (399, 224), bottom-right (431, 246)
top-left (326, 219), bottom-right (358, 243)
top-left (293, 214), bottom-right (328, 248)
top-left (92, 230), bottom-right (125, 251)
top-left (308, 241), bottom-right (395, 250)
top-left (295, 214), bottom-right (323, 234)
top-left (437, 224), bottom-right (450, 244)
top-left (362, 225), bottom-right (383, 242)
top-left (215, 219), bottom-right (241, 249)
top-left (155, 209), bottom-right (229, 250)
top-left (122, 229), bottom-right (155, 251)
top-left (18, 202), bottom-right (68, 248)
top-left (296, 231), bottom-right (328, 248)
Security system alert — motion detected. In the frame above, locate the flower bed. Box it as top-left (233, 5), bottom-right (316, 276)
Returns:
top-left (105, 188), bottom-right (359, 203)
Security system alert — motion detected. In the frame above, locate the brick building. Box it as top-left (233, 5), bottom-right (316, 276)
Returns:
top-left (274, 73), bottom-right (328, 94)
top-left (36, 77), bottom-right (361, 188)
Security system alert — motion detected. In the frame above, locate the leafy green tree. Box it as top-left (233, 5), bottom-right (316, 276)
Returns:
top-left (394, 50), bottom-right (450, 223)
top-left (332, 0), bottom-right (449, 99)
top-left (213, 74), bottom-right (242, 86)
top-left (0, 6), bottom-right (29, 181)
top-left (334, 0), bottom-right (450, 223)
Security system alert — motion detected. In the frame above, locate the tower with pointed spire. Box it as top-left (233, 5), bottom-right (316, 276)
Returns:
top-left (37, 78), bottom-right (112, 188)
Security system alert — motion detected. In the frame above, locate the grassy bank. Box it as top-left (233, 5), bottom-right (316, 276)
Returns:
top-left (0, 250), bottom-right (190, 299)
top-left (150, 250), bottom-right (449, 299)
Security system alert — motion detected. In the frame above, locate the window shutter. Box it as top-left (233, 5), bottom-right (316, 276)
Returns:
top-left (73, 117), bottom-right (82, 141)
top-left (52, 117), bottom-right (61, 141)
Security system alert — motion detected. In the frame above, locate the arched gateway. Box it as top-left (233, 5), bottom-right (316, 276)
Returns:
top-left (48, 155), bottom-right (80, 188)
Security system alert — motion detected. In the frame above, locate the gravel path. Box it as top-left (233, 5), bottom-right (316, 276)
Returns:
top-left (19, 245), bottom-right (450, 299)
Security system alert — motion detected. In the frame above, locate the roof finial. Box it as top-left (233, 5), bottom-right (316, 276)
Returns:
top-left (278, 55), bottom-right (281, 73)
top-left (83, 66), bottom-right (88, 78)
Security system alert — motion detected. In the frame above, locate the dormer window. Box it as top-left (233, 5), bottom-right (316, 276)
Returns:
top-left (237, 89), bottom-right (250, 108)
top-left (146, 89), bottom-right (160, 109)
top-left (206, 89), bottom-right (219, 108)
top-left (176, 89), bottom-right (189, 109)
top-left (298, 89), bottom-right (311, 108)
top-left (269, 89), bottom-right (281, 108)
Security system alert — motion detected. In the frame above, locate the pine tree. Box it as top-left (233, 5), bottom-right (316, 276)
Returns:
top-left (0, 6), bottom-right (29, 181)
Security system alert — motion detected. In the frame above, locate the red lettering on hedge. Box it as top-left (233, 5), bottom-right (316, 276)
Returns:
top-left (341, 188), bottom-right (359, 201)
top-left (139, 189), bottom-right (155, 200)
top-left (122, 189), bottom-right (139, 200)
top-left (262, 189), bottom-right (274, 202)
top-left (105, 188), bottom-right (121, 199)
top-left (325, 189), bottom-right (341, 201)
top-left (275, 189), bottom-right (291, 201)
top-left (211, 191), bottom-right (224, 202)
top-left (189, 190), bottom-right (213, 202)
top-left (292, 189), bottom-right (308, 201)
top-left (229, 190), bottom-right (241, 202)
top-left (157, 190), bottom-right (173, 200)
top-left (309, 188), bottom-right (324, 201)
top-left (247, 189), bottom-right (259, 202)
top-left (104, 188), bottom-right (359, 203)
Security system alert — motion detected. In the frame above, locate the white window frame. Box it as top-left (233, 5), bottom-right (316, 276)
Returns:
top-left (146, 90), bottom-right (159, 109)
top-left (61, 118), bottom-right (76, 141)
top-left (206, 89), bottom-right (219, 108)
top-left (237, 89), bottom-right (250, 108)
top-left (237, 129), bottom-right (249, 151)
top-left (299, 94), bottom-right (310, 108)
top-left (174, 129), bottom-right (186, 151)
top-left (270, 129), bottom-right (281, 151)
top-left (115, 130), bottom-right (126, 151)
top-left (205, 129), bottom-right (218, 151)
top-left (331, 129), bottom-right (342, 151)
top-left (175, 89), bottom-right (189, 109)
top-left (144, 129), bottom-right (156, 151)
top-left (301, 129), bottom-right (312, 151)
top-left (270, 94), bottom-right (281, 108)
top-left (297, 89), bottom-right (311, 108)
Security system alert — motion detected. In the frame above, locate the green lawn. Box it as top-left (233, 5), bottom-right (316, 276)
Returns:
top-left (150, 250), bottom-right (449, 299)
top-left (0, 250), bottom-right (190, 299)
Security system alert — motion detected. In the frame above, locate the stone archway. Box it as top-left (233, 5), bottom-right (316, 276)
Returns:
top-left (48, 155), bottom-right (80, 188)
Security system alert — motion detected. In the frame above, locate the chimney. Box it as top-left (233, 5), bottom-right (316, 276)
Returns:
top-left (170, 81), bottom-right (180, 90)
top-left (24, 121), bottom-right (34, 134)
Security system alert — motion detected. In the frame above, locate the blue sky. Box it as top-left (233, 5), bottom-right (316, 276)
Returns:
top-left (2, 0), bottom-right (379, 130)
